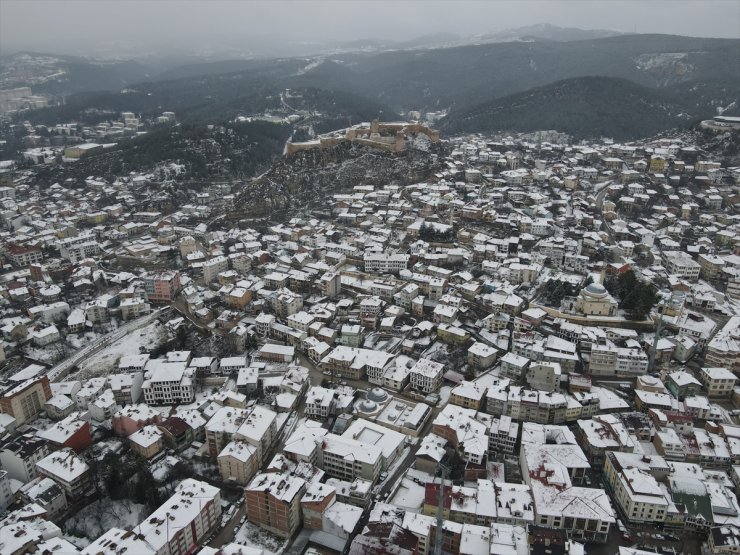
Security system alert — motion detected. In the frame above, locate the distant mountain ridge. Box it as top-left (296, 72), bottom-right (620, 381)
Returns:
top-left (10, 32), bottom-right (740, 143)
top-left (474, 23), bottom-right (628, 43)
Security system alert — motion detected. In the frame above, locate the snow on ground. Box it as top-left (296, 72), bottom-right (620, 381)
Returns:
top-left (67, 331), bottom-right (99, 350)
top-left (439, 386), bottom-right (452, 405)
top-left (65, 498), bottom-right (147, 540)
top-left (151, 455), bottom-right (181, 482)
top-left (406, 468), bottom-right (435, 485)
top-left (64, 534), bottom-right (91, 550)
top-left (390, 476), bottom-right (425, 512)
top-left (76, 322), bottom-right (168, 378)
top-left (21, 344), bottom-right (66, 365)
top-left (233, 519), bottom-right (286, 555)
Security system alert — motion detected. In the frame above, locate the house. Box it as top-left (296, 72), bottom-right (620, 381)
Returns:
top-left (0, 433), bottom-right (50, 482)
top-left (109, 372), bottom-right (144, 405)
top-left (157, 416), bottom-right (195, 451)
top-left (128, 425), bottom-right (165, 459)
top-left (700, 367), bottom-right (737, 398)
top-left (37, 413), bottom-right (92, 452)
top-left (17, 476), bottom-right (68, 521)
top-left (112, 404), bottom-right (162, 437)
top-left (467, 341), bottom-right (498, 370)
top-left (665, 370), bottom-right (703, 399)
top-left (409, 358), bottom-right (444, 394)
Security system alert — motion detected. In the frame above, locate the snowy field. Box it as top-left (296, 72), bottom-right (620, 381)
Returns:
top-left (233, 519), bottom-right (286, 555)
top-left (65, 498), bottom-right (147, 540)
top-left (76, 322), bottom-right (168, 378)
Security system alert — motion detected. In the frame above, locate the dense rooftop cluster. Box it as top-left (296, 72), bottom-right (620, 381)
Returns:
top-left (0, 120), bottom-right (737, 555)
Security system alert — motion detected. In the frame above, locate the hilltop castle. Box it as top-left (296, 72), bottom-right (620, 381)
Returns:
top-left (285, 119), bottom-right (440, 156)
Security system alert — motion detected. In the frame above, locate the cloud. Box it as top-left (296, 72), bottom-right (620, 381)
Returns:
top-left (1, 0), bottom-right (738, 57)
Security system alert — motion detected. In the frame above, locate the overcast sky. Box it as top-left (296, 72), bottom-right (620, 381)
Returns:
top-left (1, 0), bottom-right (738, 58)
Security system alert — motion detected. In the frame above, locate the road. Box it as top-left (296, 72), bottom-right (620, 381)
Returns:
top-left (47, 307), bottom-right (170, 382)
top-left (379, 446), bottom-right (418, 498)
top-left (594, 181), bottom-right (616, 245)
top-left (208, 503), bottom-right (247, 548)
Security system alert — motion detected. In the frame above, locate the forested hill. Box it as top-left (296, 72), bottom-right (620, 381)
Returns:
top-left (440, 76), bottom-right (725, 140)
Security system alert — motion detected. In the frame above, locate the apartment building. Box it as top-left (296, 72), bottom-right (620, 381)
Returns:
top-left (59, 234), bottom-right (100, 263)
top-left (603, 451), bottom-right (670, 524)
top-left (202, 256), bottom-right (229, 283)
top-left (698, 253), bottom-right (726, 280)
top-left (218, 440), bottom-right (258, 486)
top-left (662, 251), bottom-right (701, 282)
top-left (364, 252), bottom-right (410, 274)
top-left (449, 381), bottom-right (487, 410)
top-left (109, 371), bottom-right (144, 405)
top-left (705, 317), bottom-right (740, 373)
top-left (36, 448), bottom-right (93, 500)
top-left (488, 415), bottom-right (519, 455)
top-left (245, 472), bottom-right (306, 538)
top-left (6, 244), bottom-right (43, 267)
top-left (0, 375), bottom-right (52, 425)
top-left (143, 270), bottom-right (180, 302)
top-left (499, 352), bottom-right (529, 380)
top-left (273, 288), bottom-right (304, 317)
top-left (467, 341), bottom-right (498, 370)
top-left (0, 433), bottom-right (50, 482)
top-left (112, 403), bottom-right (162, 436)
top-left (526, 362), bottom-right (562, 393)
top-left (137, 479), bottom-right (222, 555)
top-left (318, 433), bottom-right (383, 483)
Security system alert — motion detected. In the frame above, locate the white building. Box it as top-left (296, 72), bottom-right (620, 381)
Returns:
top-left (409, 358), bottom-right (444, 394)
top-left (364, 252), bottom-right (410, 274)
top-left (141, 360), bottom-right (195, 405)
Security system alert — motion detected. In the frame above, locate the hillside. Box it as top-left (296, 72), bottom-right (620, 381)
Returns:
top-left (329, 34), bottom-right (739, 110)
top-left (22, 83), bottom-right (400, 129)
top-left (26, 120), bottom-right (292, 186)
top-left (440, 76), bottom-right (695, 140)
top-left (0, 52), bottom-right (150, 94)
top-left (228, 138), bottom-right (447, 221)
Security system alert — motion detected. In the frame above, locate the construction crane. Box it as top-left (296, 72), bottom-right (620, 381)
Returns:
top-left (648, 300), bottom-right (665, 374)
top-left (433, 463), bottom-right (449, 555)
